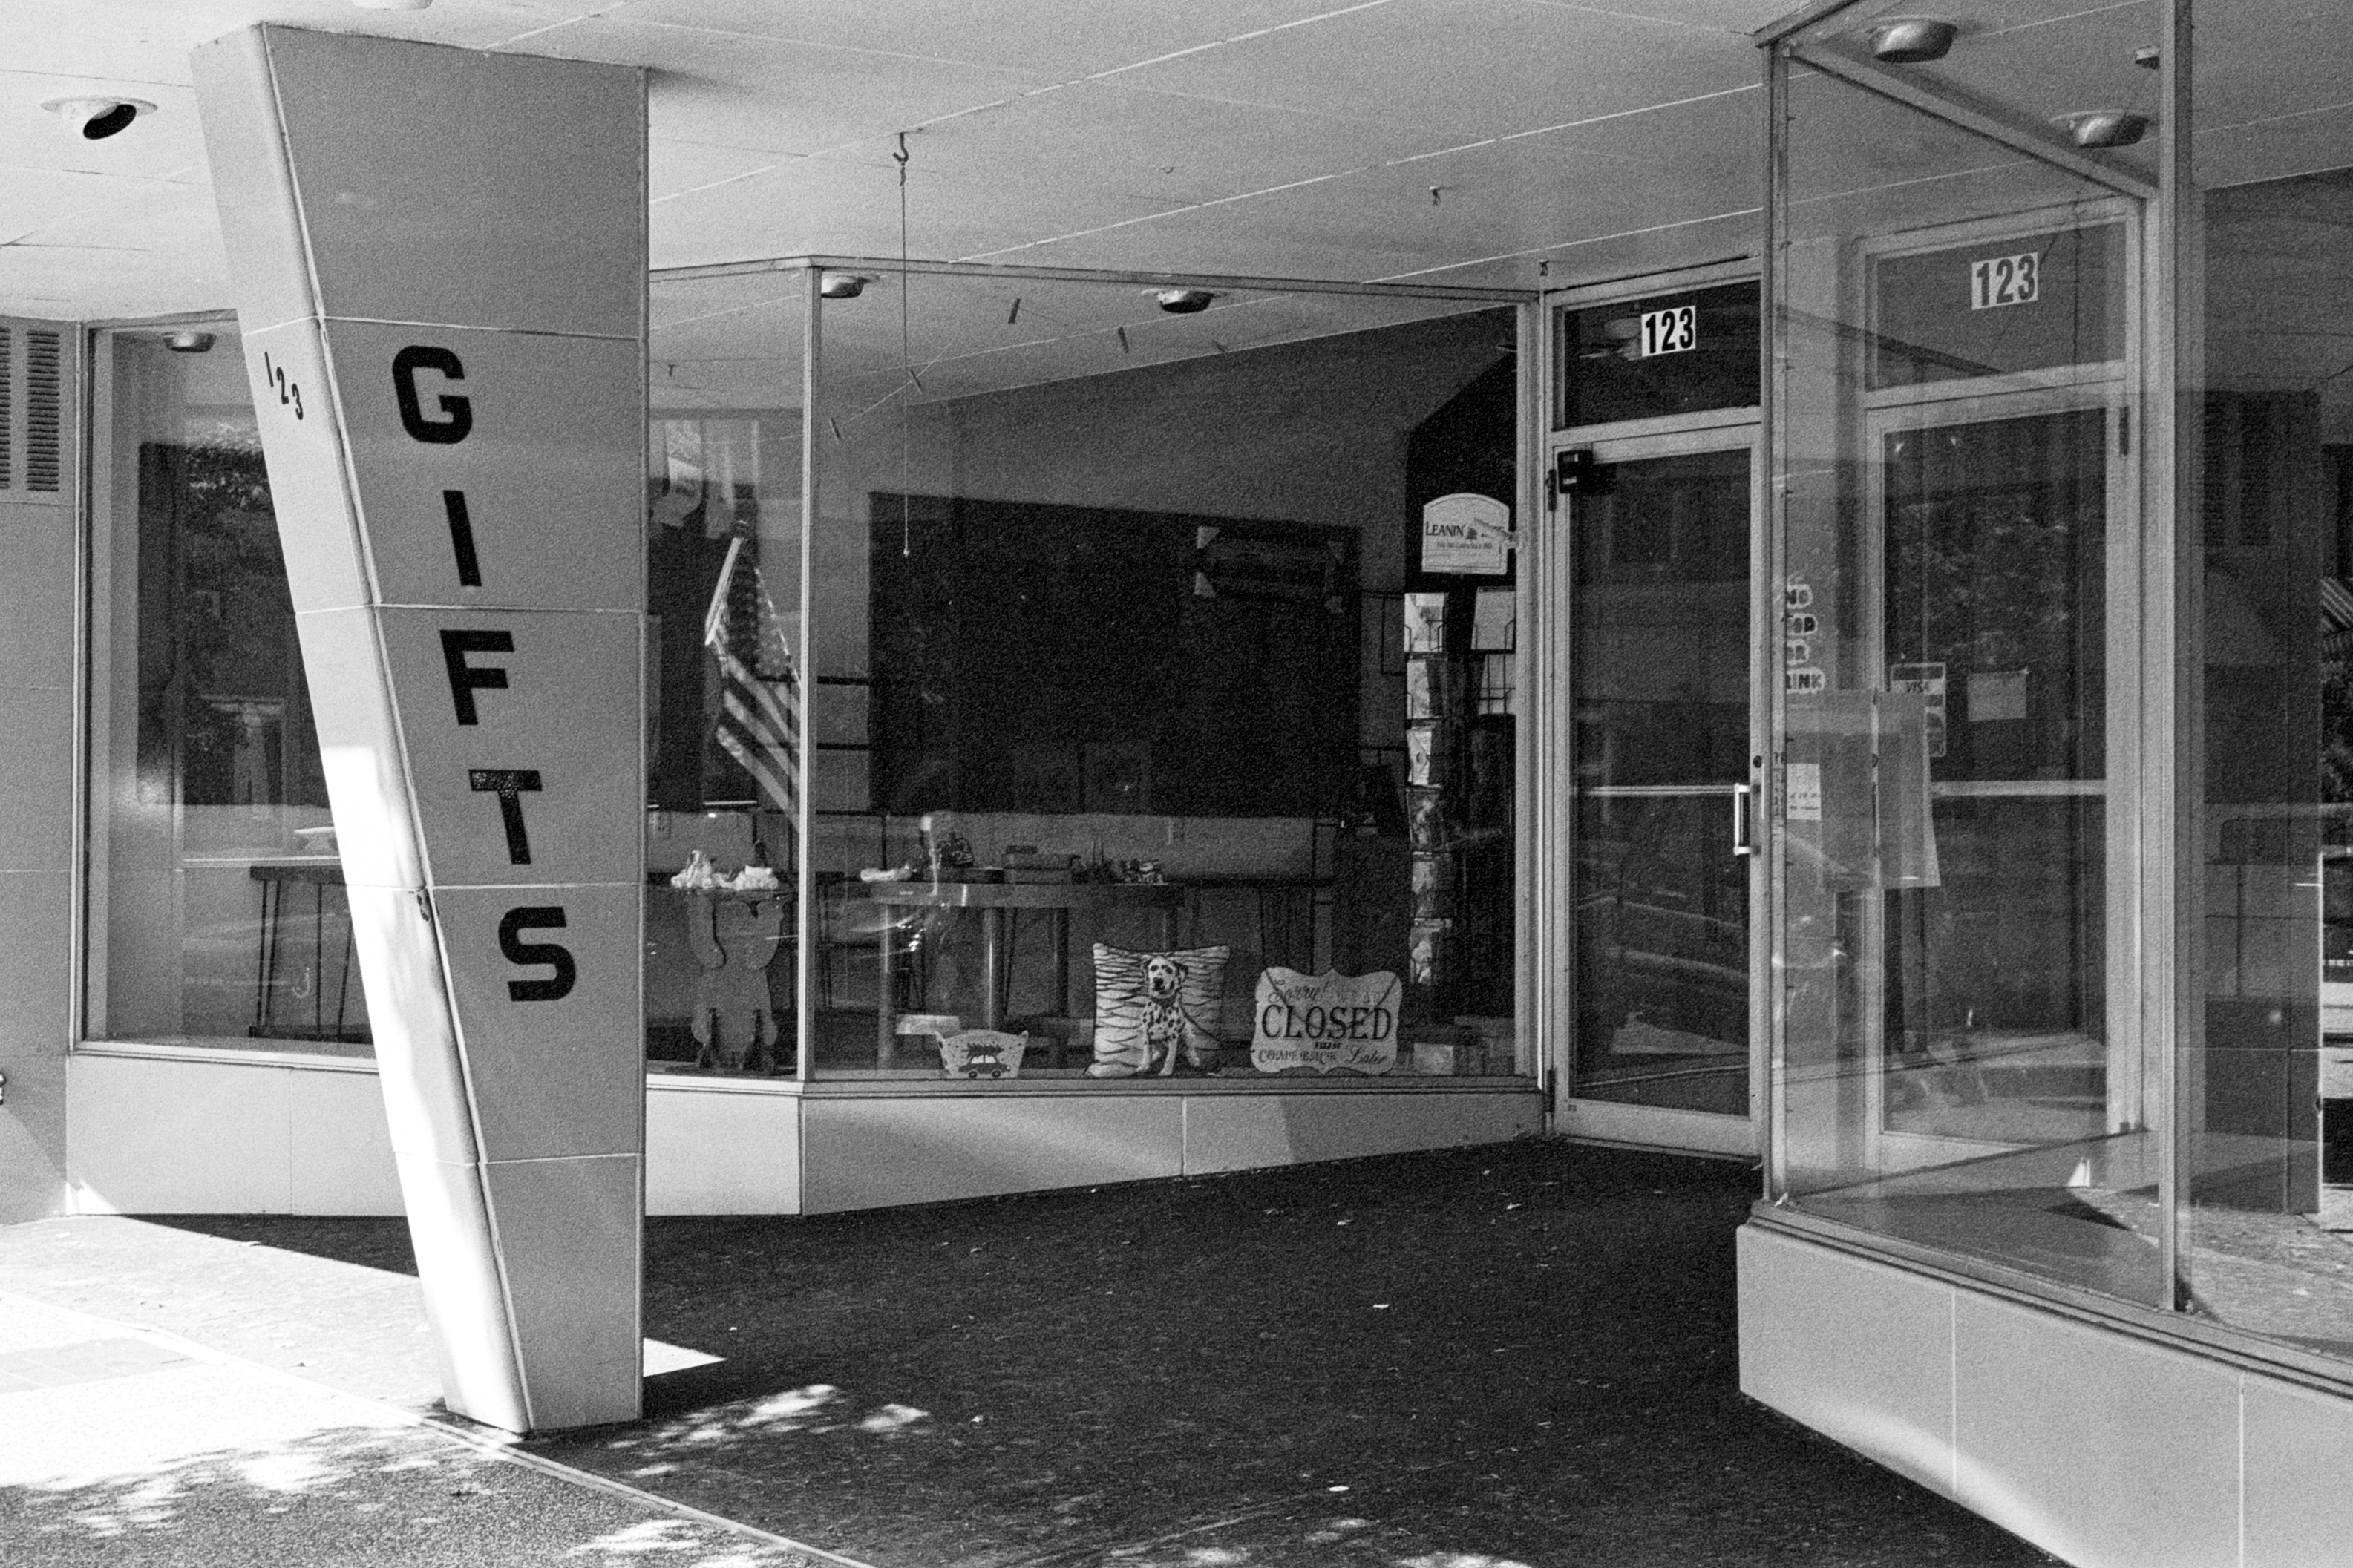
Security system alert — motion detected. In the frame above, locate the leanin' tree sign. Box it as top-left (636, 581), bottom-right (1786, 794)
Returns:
top-left (192, 25), bottom-right (647, 1434)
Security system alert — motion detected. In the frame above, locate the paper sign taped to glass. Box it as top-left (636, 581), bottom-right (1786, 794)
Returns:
top-left (1780, 688), bottom-right (1939, 892)
top-left (1251, 968), bottom-right (1401, 1075)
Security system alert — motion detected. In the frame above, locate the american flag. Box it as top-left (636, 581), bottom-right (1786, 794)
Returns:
top-left (703, 525), bottom-right (799, 816)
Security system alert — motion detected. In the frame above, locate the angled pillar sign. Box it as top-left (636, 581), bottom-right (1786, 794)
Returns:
top-left (192, 26), bottom-right (647, 1433)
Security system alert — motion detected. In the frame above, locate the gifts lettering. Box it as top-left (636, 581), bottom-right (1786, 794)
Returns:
top-left (439, 629), bottom-right (514, 724)
top-left (468, 769), bottom-right (543, 864)
top-left (497, 906), bottom-right (575, 1002)
top-left (390, 347), bottom-right (596, 1009)
top-left (443, 490), bottom-right (482, 586)
top-left (393, 344), bottom-right (473, 444)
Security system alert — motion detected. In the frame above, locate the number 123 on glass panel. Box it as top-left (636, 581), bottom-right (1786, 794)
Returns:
top-left (1969, 252), bottom-right (2040, 311)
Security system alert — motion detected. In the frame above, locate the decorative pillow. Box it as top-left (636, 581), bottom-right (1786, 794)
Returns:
top-left (938, 1029), bottom-right (1027, 1080)
top-left (1088, 943), bottom-right (1230, 1077)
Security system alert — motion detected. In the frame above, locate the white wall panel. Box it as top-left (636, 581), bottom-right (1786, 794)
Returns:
top-left (1182, 1090), bottom-right (1540, 1175)
top-left (67, 1063), bottom-right (1548, 1218)
top-left (1951, 1293), bottom-right (2240, 1568)
top-left (0, 317), bottom-right (81, 1224)
top-left (68, 1054), bottom-right (294, 1213)
top-left (287, 1067), bottom-right (403, 1216)
top-left (802, 1094), bottom-right (1184, 1213)
top-left (2243, 1375), bottom-right (2353, 1568)
top-left (647, 1083), bottom-right (800, 1216)
top-left (1735, 1225), bottom-right (1956, 1500)
top-left (1739, 1224), bottom-right (2353, 1568)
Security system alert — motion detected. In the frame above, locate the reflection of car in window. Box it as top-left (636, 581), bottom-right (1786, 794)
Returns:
top-left (1577, 801), bottom-right (1746, 1051)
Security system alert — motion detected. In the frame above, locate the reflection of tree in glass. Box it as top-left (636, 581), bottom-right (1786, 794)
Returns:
top-left (1886, 473), bottom-right (2104, 780)
top-left (137, 436), bottom-right (324, 809)
top-left (2322, 652), bottom-right (2353, 825)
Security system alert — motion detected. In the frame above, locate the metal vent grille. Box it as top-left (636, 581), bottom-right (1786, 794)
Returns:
top-left (0, 327), bottom-right (12, 489)
top-left (24, 329), bottom-right (61, 492)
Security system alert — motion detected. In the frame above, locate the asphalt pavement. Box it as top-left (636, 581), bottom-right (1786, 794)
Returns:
top-left (0, 1138), bottom-right (2057, 1567)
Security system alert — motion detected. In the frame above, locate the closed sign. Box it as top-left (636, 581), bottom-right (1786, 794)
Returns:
top-left (1251, 968), bottom-right (1401, 1075)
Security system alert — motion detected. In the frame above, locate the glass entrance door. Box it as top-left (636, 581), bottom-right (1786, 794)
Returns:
top-left (1562, 431), bottom-right (1759, 1153)
top-left (1858, 393), bottom-right (2133, 1174)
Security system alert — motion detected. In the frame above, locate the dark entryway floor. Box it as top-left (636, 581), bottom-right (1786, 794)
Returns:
top-left (9, 1138), bottom-right (2058, 1567)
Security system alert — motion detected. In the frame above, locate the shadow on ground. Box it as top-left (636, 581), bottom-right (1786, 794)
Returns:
top-left (0, 1397), bottom-right (823, 1567)
top-left (157, 1141), bottom-right (2058, 1567)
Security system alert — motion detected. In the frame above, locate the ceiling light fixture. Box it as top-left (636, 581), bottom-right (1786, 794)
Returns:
top-left (1867, 18), bottom-right (1958, 64)
top-left (163, 330), bottom-right (217, 354)
top-left (2059, 110), bottom-right (2150, 148)
top-left (42, 96), bottom-right (156, 141)
top-left (352, 0), bottom-right (433, 10)
top-left (1153, 288), bottom-right (1217, 314)
top-left (819, 272), bottom-right (871, 300)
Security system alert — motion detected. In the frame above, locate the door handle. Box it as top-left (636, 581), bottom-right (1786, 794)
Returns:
top-left (1731, 783), bottom-right (1756, 858)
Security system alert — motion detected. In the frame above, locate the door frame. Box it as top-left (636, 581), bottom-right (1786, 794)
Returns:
top-left (1543, 403), bottom-right (1766, 1158)
top-left (1839, 203), bottom-right (2145, 1175)
top-left (1855, 387), bottom-right (2141, 1175)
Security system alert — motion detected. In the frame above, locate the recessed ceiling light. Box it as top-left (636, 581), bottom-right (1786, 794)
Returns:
top-left (1153, 288), bottom-right (1217, 314)
top-left (42, 96), bottom-right (155, 140)
top-left (164, 330), bottom-right (217, 354)
top-left (2058, 110), bottom-right (2150, 148)
top-left (819, 272), bottom-right (871, 299)
top-left (1867, 18), bottom-right (1958, 64)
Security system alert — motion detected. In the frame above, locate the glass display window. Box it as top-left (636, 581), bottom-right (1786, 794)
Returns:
top-left (794, 265), bottom-right (1531, 1086)
top-left (2185, 4), bottom-right (2353, 1373)
top-left (1764, 0), bottom-right (2353, 1385)
top-left (88, 268), bottom-right (1532, 1100)
top-left (88, 327), bottom-right (359, 1052)
top-left (1763, 1), bottom-right (2161, 1307)
top-left (87, 281), bottom-right (814, 1066)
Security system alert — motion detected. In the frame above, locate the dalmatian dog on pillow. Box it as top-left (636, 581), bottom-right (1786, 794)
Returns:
top-left (1088, 942), bottom-right (1230, 1077)
top-left (1141, 954), bottom-right (1194, 1075)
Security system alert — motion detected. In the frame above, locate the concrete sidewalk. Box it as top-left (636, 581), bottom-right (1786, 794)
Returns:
top-left (0, 1225), bottom-right (852, 1567)
top-left (0, 1140), bottom-right (2058, 1567)
top-left (0, 1285), bottom-right (842, 1567)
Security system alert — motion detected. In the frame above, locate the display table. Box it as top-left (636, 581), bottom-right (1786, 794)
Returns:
top-left (860, 880), bottom-right (1185, 1064)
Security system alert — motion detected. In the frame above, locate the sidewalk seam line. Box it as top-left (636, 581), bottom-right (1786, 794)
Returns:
top-left (0, 1285), bottom-right (881, 1568)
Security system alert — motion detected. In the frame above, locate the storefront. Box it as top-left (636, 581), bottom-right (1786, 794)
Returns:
top-left (67, 260), bottom-right (1551, 1216)
top-left (12, 1), bottom-right (2353, 1545)
top-left (1737, 2), bottom-right (2353, 1561)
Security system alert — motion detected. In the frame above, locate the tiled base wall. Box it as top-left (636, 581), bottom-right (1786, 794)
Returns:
top-left (64, 1052), bottom-right (1541, 1217)
top-left (1738, 1223), bottom-right (2353, 1568)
